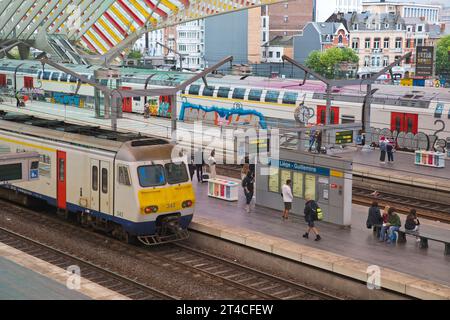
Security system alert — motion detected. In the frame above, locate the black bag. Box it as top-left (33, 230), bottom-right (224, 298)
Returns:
top-left (366, 221), bottom-right (372, 229)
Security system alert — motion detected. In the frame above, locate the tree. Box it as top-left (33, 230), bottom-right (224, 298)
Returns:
top-left (127, 50), bottom-right (143, 59)
top-left (305, 47), bottom-right (359, 79)
top-left (436, 35), bottom-right (450, 76)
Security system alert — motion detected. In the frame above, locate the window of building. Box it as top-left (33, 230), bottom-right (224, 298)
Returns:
top-left (417, 25), bottom-right (423, 32)
top-left (406, 39), bottom-right (411, 48)
top-left (364, 56), bottom-right (370, 67)
top-left (395, 37), bottom-right (402, 49)
top-left (417, 38), bottom-right (423, 46)
top-left (396, 24), bottom-right (402, 30)
top-left (407, 26), bottom-right (413, 32)
top-left (384, 38), bottom-right (389, 48)
top-left (276, 52), bottom-right (281, 58)
top-left (353, 23), bottom-right (358, 30)
top-left (374, 38), bottom-right (380, 49)
top-left (263, 18), bottom-right (266, 28)
top-left (283, 16), bottom-right (288, 23)
top-left (383, 56), bottom-right (389, 67)
top-left (262, 51), bottom-right (266, 57)
top-left (284, 3), bottom-right (288, 8)
top-left (352, 38), bottom-right (359, 49)
top-left (371, 56), bottom-right (376, 66)
top-left (269, 51), bottom-right (273, 58)
top-left (365, 38), bottom-right (371, 49)
top-left (385, 23), bottom-right (389, 29)
top-left (262, 32), bottom-right (266, 42)
top-left (338, 35), bottom-right (343, 44)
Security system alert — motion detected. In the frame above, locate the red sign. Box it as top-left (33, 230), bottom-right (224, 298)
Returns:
top-left (331, 184), bottom-right (337, 189)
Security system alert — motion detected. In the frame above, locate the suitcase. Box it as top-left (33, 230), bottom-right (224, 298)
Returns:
top-left (202, 174), bottom-right (210, 182)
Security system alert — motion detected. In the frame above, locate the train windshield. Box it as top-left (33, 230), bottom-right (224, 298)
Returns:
top-left (164, 162), bottom-right (189, 184)
top-left (137, 165), bottom-right (166, 187)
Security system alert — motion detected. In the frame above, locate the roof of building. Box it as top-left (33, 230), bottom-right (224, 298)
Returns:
top-left (311, 22), bottom-right (348, 36)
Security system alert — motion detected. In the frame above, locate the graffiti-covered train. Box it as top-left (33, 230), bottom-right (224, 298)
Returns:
top-left (0, 112), bottom-right (195, 245)
top-left (0, 58), bottom-right (449, 151)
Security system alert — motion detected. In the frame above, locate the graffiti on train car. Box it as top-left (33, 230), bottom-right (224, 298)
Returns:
top-left (368, 120), bottom-right (448, 152)
top-left (179, 100), bottom-right (268, 129)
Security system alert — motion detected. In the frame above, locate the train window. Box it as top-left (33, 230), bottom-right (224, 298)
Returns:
top-left (43, 72), bottom-right (51, 80)
top-left (133, 96), bottom-right (141, 101)
top-left (60, 73), bottom-right (68, 82)
top-left (248, 89), bottom-right (262, 101)
top-left (59, 159), bottom-right (64, 182)
top-left (51, 72), bottom-right (60, 81)
top-left (118, 165), bottom-right (131, 186)
top-left (202, 86), bottom-right (215, 97)
top-left (282, 92), bottom-right (298, 105)
top-left (188, 84), bottom-right (200, 95)
top-left (92, 166), bottom-right (98, 191)
top-left (164, 163), bottom-right (189, 184)
top-left (407, 118), bottom-right (413, 133)
top-left (232, 88), bottom-right (246, 99)
top-left (37, 71), bottom-right (42, 79)
top-left (102, 168), bottom-right (108, 194)
top-left (434, 103), bottom-right (444, 118)
top-left (217, 87), bottom-right (231, 98)
top-left (137, 165), bottom-right (166, 187)
top-left (395, 116), bottom-right (401, 132)
top-left (68, 75), bottom-right (77, 83)
top-left (341, 115), bottom-right (355, 124)
top-left (265, 90), bottom-right (280, 103)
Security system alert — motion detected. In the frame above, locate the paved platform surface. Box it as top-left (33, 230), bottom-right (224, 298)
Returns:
top-left (0, 242), bottom-right (130, 300)
top-left (336, 147), bottom-right (450, 190)
top-left (191, 178), bottom-right (450, 287)
top-left (0, 256), bottom-right (90, 300)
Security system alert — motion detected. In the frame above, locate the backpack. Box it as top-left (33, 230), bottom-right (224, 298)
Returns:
top-left (316, 207), bottom-right (323, 221)
top-left (308, 201), bottom-right (323, 221)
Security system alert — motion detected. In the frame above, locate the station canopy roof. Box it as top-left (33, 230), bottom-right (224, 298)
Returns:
top-left (0, 0), bottom-right (286, 55)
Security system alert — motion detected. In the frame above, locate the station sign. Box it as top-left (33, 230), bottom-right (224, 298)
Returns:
top-left (415, 46), bottom-right (434, 77)
top-left (276, 160), bottom-right (330, 176)
top-left (335, 130), bottom-right (353, 144)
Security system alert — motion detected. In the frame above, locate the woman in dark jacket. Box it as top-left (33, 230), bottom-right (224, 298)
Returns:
top-left (367, 202), bottom-right (383, 234)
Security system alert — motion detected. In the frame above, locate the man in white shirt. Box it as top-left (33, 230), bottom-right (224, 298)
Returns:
top-left (281, 179), bottom-right (293, 220)
top-left (208, 149), bottom-right (216, 179)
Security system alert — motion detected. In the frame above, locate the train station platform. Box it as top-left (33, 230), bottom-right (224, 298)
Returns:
top-left (336, 147), bottom-right (450, 192)
top-left (190, 177), bottom-right (450, 299)
top-left (0, 242), bottom-right (129, 300)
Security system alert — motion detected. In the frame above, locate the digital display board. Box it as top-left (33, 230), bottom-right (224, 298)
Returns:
top-left (335, 130), bottom-right (354, 144)
top-left (0, 163), bottom-right (22, 181)
top-left (415, 46), bottom-right (434, 77)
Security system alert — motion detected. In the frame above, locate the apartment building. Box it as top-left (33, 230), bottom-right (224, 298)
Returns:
top-left (362, 1), bottom-right (441, 24)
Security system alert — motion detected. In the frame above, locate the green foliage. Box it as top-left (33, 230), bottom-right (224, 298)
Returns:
top-left (127, 50), bottom-right (143, 59)
top-left (305, 47), bottom-right (359, 79)
top-left (436, 35), bottom-right (450, 76)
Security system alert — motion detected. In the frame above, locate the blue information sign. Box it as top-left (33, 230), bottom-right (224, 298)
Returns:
top-left (275, 160), bottom-right (330, 176)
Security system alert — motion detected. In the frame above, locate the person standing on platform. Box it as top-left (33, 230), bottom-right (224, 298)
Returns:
top-left (386, 140), bottom-right (394, 163)
top-left (315, 130), bottom-right (322, 154)
top-left (144, 102), bottom-right (150, 118)
top-left (366, 201), bottom-right (383, 236)
top-left (195, 148), bottom-right (204, 183)
top-left (302, 197), bottom-right (321, 241)
top-left (281, 179), bottom-right (293, 220)
top-left (379, 136), bottom-right (388, 163)
top-left (188, 155), bottom-right (195, 180)
top-left (242, 171), bottom-right (255, 213)
top-left (208, 149), bottom-right (217, 179)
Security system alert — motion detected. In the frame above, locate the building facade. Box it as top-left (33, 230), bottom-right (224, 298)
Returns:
top-left (362, 1), bottom-right (441, 24)
top-left (176, 20), bottom-right (205, 70)
top-left (315, 0), bottom-right (362, 22)
top-left (442, 6), bottom-right (450, 35)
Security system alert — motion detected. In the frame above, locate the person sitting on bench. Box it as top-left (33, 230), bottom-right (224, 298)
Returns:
top-left (405, 209), bottom-right (421, 243)
top-left (379, 207), bottom-right (400, 243)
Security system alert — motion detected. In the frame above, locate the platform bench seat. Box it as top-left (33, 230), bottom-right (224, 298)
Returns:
top-left (397, 228), bottom-right (450, 256)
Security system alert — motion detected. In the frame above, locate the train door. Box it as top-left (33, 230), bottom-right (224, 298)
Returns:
top-left (100, 161), bottom-right (111, 214)
top-left (24, 76), bottom-right (33, 88)
top-left (0, 74), bottom-right (6, 87)
top-left (121, 87), bottom-right (132, 113)
top-left (90, 159), bottom-right (100, 212)
top-left (317, 106), bottom-right (340, 124)
top-left (390, 112), bottom-right (418, 134)
top-left (56, 151), bottom-right (67, 210)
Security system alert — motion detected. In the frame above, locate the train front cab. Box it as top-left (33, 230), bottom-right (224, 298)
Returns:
top-left (114, 142), bottom-right (195, 245)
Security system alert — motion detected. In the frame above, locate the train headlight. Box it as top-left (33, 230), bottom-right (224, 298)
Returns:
top-left (182, 200), bottom-right (193, 208)
top-left (144, 206), bottom-right (158, 214)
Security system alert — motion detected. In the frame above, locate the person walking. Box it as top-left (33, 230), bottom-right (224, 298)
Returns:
top-left (302, 198), bottom-right (321, 241)
top-left (379, 136), bottom-right (388, 163)
top-left (281, 179), bottom-right (293, 220)
top-left (195, 148), bottom-right (204, 183)
top-left (242, 171), bottom-right (255, 213)
top-left (386, 140), bottom-right (394, 163)
top-left (315, 130), bottom-right (322, 154)
top-left (208, 149), bottom-right (217, 180)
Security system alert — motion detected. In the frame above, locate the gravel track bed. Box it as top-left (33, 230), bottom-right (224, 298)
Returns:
top-left (0, 201), bottom-right (253, 299)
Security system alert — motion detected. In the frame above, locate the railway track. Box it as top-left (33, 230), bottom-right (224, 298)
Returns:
top-left (0, 199), bottom-right (339, 300)
top-left (0, 227), bottom-right (176, 300)
top-left (352, 187), bottom-right (450, 223)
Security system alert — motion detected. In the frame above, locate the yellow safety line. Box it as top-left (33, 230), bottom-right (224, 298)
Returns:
top-left (98, 18), bottom-right (121, 43)
top-left (0, 136), bottom-right (56, 152)
top-left (86, 29), bottom-right (107, 53)
top-left (110, 5), bottom-right (136, 33)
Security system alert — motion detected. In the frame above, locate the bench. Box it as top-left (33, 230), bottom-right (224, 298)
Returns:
top-left (397, 228), bottom-right (450, 256)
